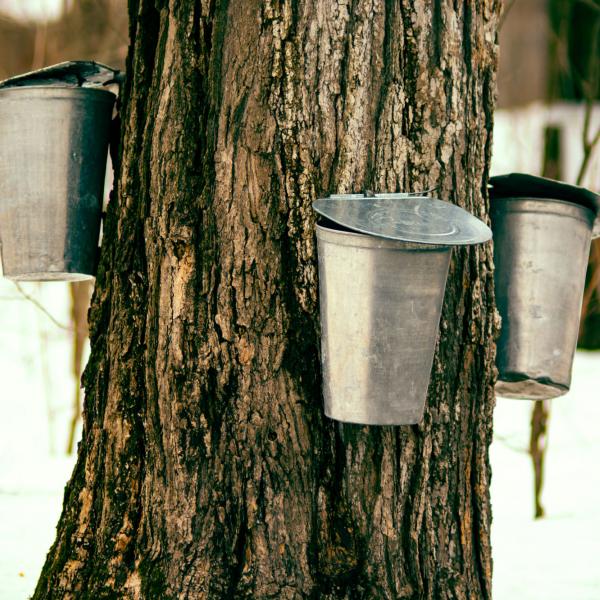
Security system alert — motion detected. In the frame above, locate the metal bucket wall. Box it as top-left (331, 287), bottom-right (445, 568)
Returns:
top-left (492, 198), bottom-right (594, 399)
top-left (0, 86), bottom-right (115, 281)
top-left (316, 222), bottom-right (451, 425)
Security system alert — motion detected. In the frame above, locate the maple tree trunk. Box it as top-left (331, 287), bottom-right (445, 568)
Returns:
top-left (34, 1), bottom-right (501, 598)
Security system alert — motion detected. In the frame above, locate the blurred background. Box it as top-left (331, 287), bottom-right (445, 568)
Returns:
top-left (0, 1), bottom-right (598, 599)
top-left (0, 2), bottom-right (128, 598)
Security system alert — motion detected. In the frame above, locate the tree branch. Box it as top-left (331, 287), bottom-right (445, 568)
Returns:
top-left (13, 282), bottom-right (71, 331)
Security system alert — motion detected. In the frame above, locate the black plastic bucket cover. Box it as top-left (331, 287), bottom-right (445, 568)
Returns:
top-left (0, 61), bottom-right (120, 89)
top-left (489, 172), bottom-right (600, 237)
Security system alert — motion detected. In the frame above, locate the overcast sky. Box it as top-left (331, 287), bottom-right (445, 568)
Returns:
top-left (0, 0), bottom-right (65, 21)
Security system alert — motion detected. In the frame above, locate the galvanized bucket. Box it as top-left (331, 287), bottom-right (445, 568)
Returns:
top-left (0, 70), bottom-right (115, 281)
top-left (491, 197), bottom-right (595, 399)
top-left (317, 222), bottom-right (451, 424)
top-left (314, 194), bottom-right (492, 425)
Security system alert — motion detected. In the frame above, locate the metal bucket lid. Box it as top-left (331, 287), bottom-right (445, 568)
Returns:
top-left (0, 61), bottom-right (120, 90)
top-left (313, 193), bottom-right (492, 246)
top-left (489, 173), bottom-right (600, 237)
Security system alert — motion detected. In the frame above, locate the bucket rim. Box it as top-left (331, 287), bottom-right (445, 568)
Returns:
top-left (489, 172), bottom-right (600, 238)
top-left (0, 85), bottom-right (116, 101)
top-left (316, 220), bottom-right (452, 251)
top-left (3, 271), bottom-right (96, 282)
top-left (495, 376), bottom-right (568, 400)
top-left (490, 195), bottom-right (596, 223)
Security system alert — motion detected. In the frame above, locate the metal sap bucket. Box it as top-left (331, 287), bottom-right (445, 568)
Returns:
top-left (490, 174), bottom-right (600, 400)
top-left (0, 62), bottom-right (117, 281)
top-left (313, 193), bottom-right (492, 425)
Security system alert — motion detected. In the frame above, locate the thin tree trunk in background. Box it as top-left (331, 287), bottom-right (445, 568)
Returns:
top-left (31, 21), bottom-right (48, 70)
top-left (527, 125), bottom-right (563, 520)
top-left (577, 40), bottom-right (600, 347)
top-left (529, 400), bottom-right (549, 519)
top-left (66, 282), bottom-right (92, 455)
top-left (549, 0), bottom-right (600, 349)
top-left (34, 1), bottom-right (500, 598)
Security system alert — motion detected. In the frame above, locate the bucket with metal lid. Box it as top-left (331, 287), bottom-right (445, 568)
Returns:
top-left (490, 173), bottom-right (600, 400)
top-left (313, 193), bottom-right (492, 425)
top-left (0, 61), bottom-right (118, 281)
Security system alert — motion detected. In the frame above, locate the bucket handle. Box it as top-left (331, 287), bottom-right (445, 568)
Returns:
top-left (362, 187), bottom-right (438, 198)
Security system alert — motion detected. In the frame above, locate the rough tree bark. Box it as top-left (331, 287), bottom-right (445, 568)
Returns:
top-left (35, 1), bottom-right (500, 598)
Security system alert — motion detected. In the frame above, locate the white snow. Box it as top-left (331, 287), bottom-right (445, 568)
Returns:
top-left (492, 353), bottom-right (600, 600)
top-left (0, 279), bottom-right (598, 598)
top-left (0, 279), bottom-right (79, 600)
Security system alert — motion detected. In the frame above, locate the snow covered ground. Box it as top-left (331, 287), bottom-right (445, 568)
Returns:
top-left (492, 353), bottom-right (600, 600)
top-left (0, 279), bottom-right (79, 600)
top-left (0, 276), bottom-right (599, 598)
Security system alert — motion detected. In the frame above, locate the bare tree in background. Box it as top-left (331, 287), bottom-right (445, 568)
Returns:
top-left (0, 1), bottom-right (128, 453)
top-left (66, 282), bottom-right (92, 454)
top-left (527, 0), bottom-right (600, 520)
